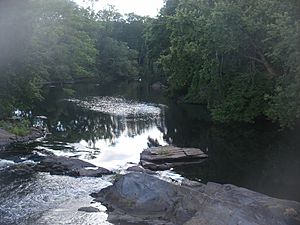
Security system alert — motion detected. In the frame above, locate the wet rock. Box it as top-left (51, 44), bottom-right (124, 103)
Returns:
top-left (78, 206), bottom-right (100, 213)
top-left (94, 173), bottom-right (204, 225)
top-left (126, 166), bottom-right (156, 175)
top-left (0, 128), bottom-right (15, 150)
top-left (0, 163), bottom-right (36, 184)
top-left (11, 163), bottom-right (35, 175)
top-left (140, 160), bottom-right (171, 171)
top-left (94, 173), bottom-right (300, 225)
top-left (181, 178), bottom-right (205, 190)
top-left (140, 146), bottom-right (208, 171)
top-left (35, 156), bottom-right (113, 177)
top-left (78, 167), bottom-right (112, 177)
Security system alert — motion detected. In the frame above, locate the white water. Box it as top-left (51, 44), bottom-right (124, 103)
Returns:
top-left (0, 96), bottom-right (175, 225)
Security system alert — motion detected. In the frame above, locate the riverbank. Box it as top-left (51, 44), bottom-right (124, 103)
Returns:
top-left (0, 127), bottom-right (45, 150)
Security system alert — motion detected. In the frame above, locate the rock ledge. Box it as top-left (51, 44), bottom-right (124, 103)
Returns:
top-left (94, 173), bottom-right (300, 225)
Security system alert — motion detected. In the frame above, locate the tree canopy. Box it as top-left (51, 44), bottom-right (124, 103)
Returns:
top-left (0, 0), bottom-right (142, 118)
top-left (0, 0), bottom-right (299, 128)
top-left (145, 0), bottom-right (300, 127)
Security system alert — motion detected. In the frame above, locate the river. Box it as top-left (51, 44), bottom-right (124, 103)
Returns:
top-left (0, 81), bottom-right (300, 224)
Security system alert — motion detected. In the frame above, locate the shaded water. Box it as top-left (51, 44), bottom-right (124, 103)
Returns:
top-left (0, 81), bottom-right (300, 224)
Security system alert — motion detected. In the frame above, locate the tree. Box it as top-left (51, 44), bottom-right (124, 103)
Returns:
top-left (0, 0), bottom-right (140, 118)
top-left (146, 0), bottom-right (300, 127)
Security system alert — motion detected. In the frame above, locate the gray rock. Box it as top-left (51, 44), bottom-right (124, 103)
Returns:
top-left (0, 163), bottom-right (36, 184)
top-left (126, 166), bottom-right (156, 175)
top-left (78, 206), bottom-right (100, 213)
top-left (78, 167), bottom-right (112, 177)
top-left (94, 173), bottom-right (300, 225)
top-left (140, 146), bottom-right (208, 171)
top-left (181, 178), bottom-right (205, 189)
top-left (35, 156), bottom-right (113, 177)
top-left (140, 160), bottom-right (171, 171)
top-left (0, 127), bottom-right (45, 150)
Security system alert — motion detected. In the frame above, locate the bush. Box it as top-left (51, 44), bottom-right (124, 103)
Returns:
top-left (0, 119), bottom-right (31, 136)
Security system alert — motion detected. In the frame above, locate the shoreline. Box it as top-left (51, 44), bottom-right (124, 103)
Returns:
top-left (0, 127), bottom-right (45, 150)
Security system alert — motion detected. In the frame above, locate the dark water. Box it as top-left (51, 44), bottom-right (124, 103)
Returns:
top-left (1, 81), bottom-right (300, 224)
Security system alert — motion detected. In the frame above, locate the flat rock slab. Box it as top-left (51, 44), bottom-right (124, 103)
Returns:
top-left (140, 146), bottom-right (207, 170)
top-left (35, 156), bottom-right (113, 177)
top-left (93, 173), bottom-right (300, 225)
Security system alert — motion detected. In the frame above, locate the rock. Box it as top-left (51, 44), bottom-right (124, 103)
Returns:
top-left (0, 128), bottom-right (15, 150)
top-left (94, 173), bottom-right (300, 225)
top-left (78, 167), bottom-right (112, 177)
top-left (0, 127), bottom-right (45, 150)
top-left (140, 146), bottom-right (208, 171)
top-left (140, 160), bottom-right (171, 171)
top-left (0, 163), bottom-right (36, 184)
top-left (94, 172), bottom-right (198, 225)
top-left (126, 166), bottom-right (144, 173)
top-left (126, 166), bottom-right (156, 175)
top-left (35, 156), bottom-right (113, 177)
top-left (78, 206), bottom-right (100, 213)
top-left (181, 178), bottom-right (205, 190)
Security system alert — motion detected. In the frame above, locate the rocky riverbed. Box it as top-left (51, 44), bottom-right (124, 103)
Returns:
top-left (92, 172), bottom-right (300, 225)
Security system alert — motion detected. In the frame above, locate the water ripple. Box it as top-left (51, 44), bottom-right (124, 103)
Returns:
top-left (68, 96), bottom-right (164, 118)
top-left (0, 173), bottom-right (112, 225)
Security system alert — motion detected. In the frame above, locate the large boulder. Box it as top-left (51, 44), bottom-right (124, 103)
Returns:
top-left (93, 173), bottom-right (300, 225)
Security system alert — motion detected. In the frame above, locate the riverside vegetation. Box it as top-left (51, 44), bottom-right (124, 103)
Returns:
top-left (0, 120), bottom-right (31, 136)
top-left (0, 0), bottom-right (299, 128)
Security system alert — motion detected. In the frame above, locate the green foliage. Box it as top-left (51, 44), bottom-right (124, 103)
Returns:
top-left (95, 7), bottom-right (150, 77)
top-left (143, 1), bottom-right (178, 78)
top-left (96, 36), bottom-right (138, 81)
top-left (145, 0), bottom-right (300, 127)
top-left (266, 79), bottom-right (300, 127)
top-left (0, 0), bottom-right (141, 118)
top-left (0, 119), bottom-right (31, 136)
top-left (211, 74), bottom-right (272, 123)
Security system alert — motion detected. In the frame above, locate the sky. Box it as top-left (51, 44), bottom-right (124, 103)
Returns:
top-left (74, 0), bottom-right (164, 17)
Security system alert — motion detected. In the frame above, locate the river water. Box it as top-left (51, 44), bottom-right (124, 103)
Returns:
top-left (0, 81), bottom-right (300, 224)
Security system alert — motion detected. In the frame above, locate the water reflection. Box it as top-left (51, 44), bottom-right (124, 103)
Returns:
top-left (163, 104), bottom-right (300, 201)
top-left (36, 96), bottom-right (168, 169)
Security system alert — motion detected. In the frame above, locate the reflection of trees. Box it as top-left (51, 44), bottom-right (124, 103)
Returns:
top-left (41, 100), bottom-right (166, 147)
top-left (164, 103), bottom-right (300, 201)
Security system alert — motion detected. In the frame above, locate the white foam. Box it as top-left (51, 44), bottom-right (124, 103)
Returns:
top-left (0, 159), bottom-right (15, 169)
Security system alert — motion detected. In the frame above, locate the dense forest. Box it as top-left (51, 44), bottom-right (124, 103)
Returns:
top-left (0, 0), bottom-right (299, 127)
